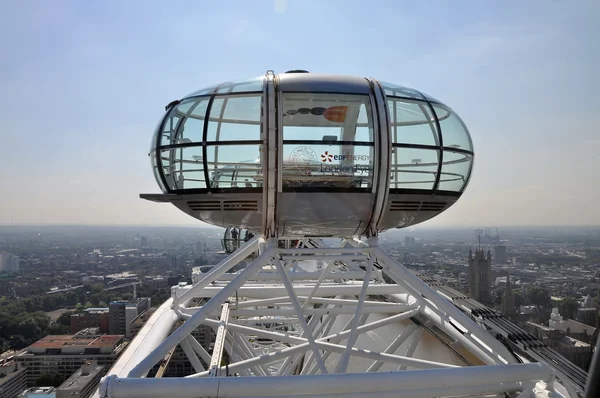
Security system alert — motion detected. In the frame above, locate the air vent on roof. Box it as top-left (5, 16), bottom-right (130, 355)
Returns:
top-left (389, 201), bottom-right (447, 212)
top-left (285, 69), bottom-right (309, 73)
top-left (188, 200), bottom-right (259, 212)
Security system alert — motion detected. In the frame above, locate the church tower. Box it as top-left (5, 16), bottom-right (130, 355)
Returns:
top-left (501, 273), bottom-right (516, 319)
top-left (468, 246), bottom-right (492, 304)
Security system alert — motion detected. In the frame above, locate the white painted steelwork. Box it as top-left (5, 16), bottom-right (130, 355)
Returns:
top-left (97, 238), bottom-right (574, 398)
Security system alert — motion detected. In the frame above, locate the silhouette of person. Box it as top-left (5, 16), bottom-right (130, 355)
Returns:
top-left (231, 228), bottom-right (238, 250)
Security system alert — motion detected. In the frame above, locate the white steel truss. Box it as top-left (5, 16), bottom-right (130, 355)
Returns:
top-left (97, 236), bottom-right (574, 398)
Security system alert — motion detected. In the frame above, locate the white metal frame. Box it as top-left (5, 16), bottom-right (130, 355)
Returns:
top-left (97, 237), bottom-right (571, 398)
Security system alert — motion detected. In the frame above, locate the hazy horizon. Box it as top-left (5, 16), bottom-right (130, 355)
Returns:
top-left (1, 0), bottom-right (598, 228)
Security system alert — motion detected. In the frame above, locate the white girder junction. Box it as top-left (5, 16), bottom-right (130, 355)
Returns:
top-left (97, 236), bottom-right (573, 398)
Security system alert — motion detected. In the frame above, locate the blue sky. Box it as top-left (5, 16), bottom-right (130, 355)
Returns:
top-left (0, 0), bottom-right (598, 227)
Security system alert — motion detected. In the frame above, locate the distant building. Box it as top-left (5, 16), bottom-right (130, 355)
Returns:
top-left (0, 359), bottom-right (27, 398)
top-left (70, 309), bottom-right (109, 334)
top-left (56, 360), bottom-right (104, 398)
top-left (165, 325), bottom-right (215, 377)
top-left (128, 308), bottom-right (157, 339)
top-left (575, 295), bottom-right (597, 327)
top-left (0, 252), bottom-right (19, 274)
top-left (526, 319), bottom-right (593, 370)
top-left (549, 307), bottom-right (597, 344)
top-left (15, 334), bottom-right (126, 385)
top-left (168, 275), bottom-right (186, 287)
top-left (468, 248), bottom-right (491, 304)
top-left (501, 274), bottom-right (516, 320)
top-left (493, 245), bottom-right (507, 264)
top-left (109, 298), bottom-right (150, 337)
top-left (404, 237), bottom-right (416, 247)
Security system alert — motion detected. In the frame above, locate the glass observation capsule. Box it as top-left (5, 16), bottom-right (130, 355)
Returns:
top-left (141, 70), bottom-right (474, 237)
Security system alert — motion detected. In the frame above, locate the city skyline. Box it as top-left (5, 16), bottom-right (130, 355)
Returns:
top-left (0, 0), bottom-right (598, 227)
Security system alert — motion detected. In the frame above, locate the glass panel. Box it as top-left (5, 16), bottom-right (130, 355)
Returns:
top-left (149, 151), bottom-right (167, 192)
top-left (282, 93), bottom-right (373, 142)
top-left (206, 145), bottom-right (262, 188)
top-left (159, 147), bottom-right (206, 190)
top-left (159, 98), bottom-right (210, 144)
top-left (433, 105), bottom-right (473, 151)
top-left (379, 81), bottom-right (425, 100)
top-left (390, 148), bottom-right (439, 190)
top-left (283, 144), bottom-right (374, 189)
top-left (388, 99), bottom-right (439, 146)
top-left (438, 151), bottom-right (472, 192)
top-left (184, 85), bottom-right (217, 98)
top-left (206, 96), bottom-right (261, 141)
top-left (217, 76), bottom-right (264, 93)
top-left (281, 93), bottom-right (374, 189)
top-left (150, 116), bottom-right (163, 152)
top-left (418, 90), bottom-right (443, 104)
top-left (158, 113), bottom-right (180, 147)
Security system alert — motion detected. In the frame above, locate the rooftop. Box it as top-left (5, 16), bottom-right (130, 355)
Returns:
top-left (57, 360), bottom-right (104, 393)
top-left (28, 335), bottom-right (124, 350)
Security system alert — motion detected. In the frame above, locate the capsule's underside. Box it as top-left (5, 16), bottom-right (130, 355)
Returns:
top-left (141, 71), bottom-right (474, 237)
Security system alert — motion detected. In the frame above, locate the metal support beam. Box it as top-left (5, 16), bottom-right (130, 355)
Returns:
top-left (128, 248), bottom-right (275, 377)
top-left (102, 363), bottom-right (553, 398)
top-left (209, 302), bottom-right (230, 376)
top-left (274, 258), bottom-right (328, 374)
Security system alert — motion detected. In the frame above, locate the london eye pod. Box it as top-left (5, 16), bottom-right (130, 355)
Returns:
top-left (141, 70), bottom-right (474, 238)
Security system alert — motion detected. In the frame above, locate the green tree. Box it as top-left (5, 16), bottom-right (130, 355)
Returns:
top-left (35, 373), bottom-right (65, 387)
top-left (559, 297), bottom-right (580, 319)
top-left (46, 323), bottom-right (70, 335)
top-left (526, 287), bottom-right (552, 309)
top-left (56, 311), bottom-right (74, 327)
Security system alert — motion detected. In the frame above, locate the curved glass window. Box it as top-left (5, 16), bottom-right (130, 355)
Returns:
top-left (390, 148), bottom-right (439, 190)
top-left (150, 151), bottom-right (167, 192)
top-left (388, 99), bottom-right (439, 146)
top-left (207, 145), bottom-right (261, 189)
top-left (433, 105), bottom-right (473, 151)
top-left (438, 151), bottom-right (472, 192)
top-left (159, 147), bottom-right (206, 190)
top-left (206, 96), bottom-right (261, 141)
top-left (153, 88), bottom-right (264, 192)
top-left (184, 85), bottom-right (218, 98)
top-left (379, 81), bottom-right (425, 100)
top-left (216, 77), bottom-right (264, 94)
top-left (281, 93), bottom-right (374, 190)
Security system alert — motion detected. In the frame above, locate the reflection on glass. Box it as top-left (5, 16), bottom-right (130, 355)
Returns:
top-left (282, 93), bottom-right (374, 189)
top-left (158, 98), bottom-right (211, 145)
top-left (206, 96), bottom-right (261, 141)
top-left (150, 151), bottom-right (167, 192)
top-left (216, 77), bottom-right (264, 93)
top-left (438, 151), bottom-right (471, 192)
top-left (418, 90), bottom-right (443, 104)
top-left (282, 144), bottom-right (373, 189)
top-left (159, 148), bottom-right (206, 190)
top-left (388, 99), bottom-right (439, 146)
top-left (390, 148), bottom-right (439, 190)
top-left (379, 81), bottom-right (425, 100)
top-left (184, 85), bottom-right (217, 98)
top-left (433, 105), bottom-right (472, 151)
top-left (206, 145), bottom-right (262, 189)
top-left (282, 94), bottom-right (373, 142)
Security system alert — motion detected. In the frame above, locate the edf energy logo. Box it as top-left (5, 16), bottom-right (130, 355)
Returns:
top-left (321, 152), bottom-right (371, 162)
